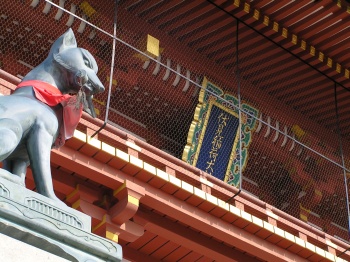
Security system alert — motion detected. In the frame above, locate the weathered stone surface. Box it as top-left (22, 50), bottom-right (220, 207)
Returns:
top-left (0, 170), bottom-right (91, 231)
top-left (0, 232), bottom-right (70, 262)
top-left (0, 176), bottom-right (123, 262)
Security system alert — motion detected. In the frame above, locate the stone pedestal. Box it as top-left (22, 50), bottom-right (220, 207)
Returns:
top-left (0, 173), bottom-right (122, 262)
top-left (0, 233), bottom-right (70, 262)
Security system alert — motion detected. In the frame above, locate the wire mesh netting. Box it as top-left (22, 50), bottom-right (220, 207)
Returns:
top-left (238, 23), bottom-right (349, 239)
top-left (0, 0), bottom-right (114, 126)
top-left (108, 0), bottom-right (239, 158)
top-left (336, 85), bottom-right (350, 159)
top-left (0, 0), bottom-right (349, 242)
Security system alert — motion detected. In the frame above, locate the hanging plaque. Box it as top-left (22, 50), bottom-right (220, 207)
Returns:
top-left (182, 77), bottom-right (259, 187)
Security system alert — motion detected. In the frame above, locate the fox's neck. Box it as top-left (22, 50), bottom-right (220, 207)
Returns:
top-left (22, 59), bottom-right (67, 93)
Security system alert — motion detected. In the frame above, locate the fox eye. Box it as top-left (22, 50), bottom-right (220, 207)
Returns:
top-left (84, 59), bottom-right (91, 68)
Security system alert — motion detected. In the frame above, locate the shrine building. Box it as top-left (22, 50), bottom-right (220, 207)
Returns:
top-left (1, 0), bottom-right (350, 261)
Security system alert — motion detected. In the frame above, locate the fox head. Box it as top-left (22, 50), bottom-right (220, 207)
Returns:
top-left (50, 29), bottom-right (104, 118)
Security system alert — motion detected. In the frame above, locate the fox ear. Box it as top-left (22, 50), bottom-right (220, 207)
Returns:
top-left (49, 28), bottom-right (77, 57)
top-left (61, 28), bottom-right (77, 50)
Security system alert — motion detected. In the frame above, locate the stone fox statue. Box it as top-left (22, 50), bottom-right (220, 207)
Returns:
top-left (0, 29), bottom-right (104, 202)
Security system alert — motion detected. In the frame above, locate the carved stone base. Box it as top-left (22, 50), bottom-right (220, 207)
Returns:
top-left (0, 232), bottom-right (70, 262)
top-left (0, 168), bottom-right (25, 186)
top-left (0, 176), bottom-right (122, 262)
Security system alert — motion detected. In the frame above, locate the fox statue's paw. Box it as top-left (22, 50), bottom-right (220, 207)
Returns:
top-left (47, 194), bottom-right (67, 208)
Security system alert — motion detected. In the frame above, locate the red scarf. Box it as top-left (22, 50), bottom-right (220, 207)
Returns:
top-left (16, 80), bottom-right (82, 148)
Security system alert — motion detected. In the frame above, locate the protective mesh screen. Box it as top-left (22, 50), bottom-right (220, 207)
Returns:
top-left (336, 85), bottom-right (350, 158)
top-left (107, 0), bottom-right (238, 158)
top-left (0, 0), bottom-right (114, 127)
top-left (1, 0), bottom-right (349, 242)
top-left (238, 23), bottom-right (349, 239)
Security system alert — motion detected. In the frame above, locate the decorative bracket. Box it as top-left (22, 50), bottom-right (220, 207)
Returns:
top-left (110, 180), bottom-right (145, 225)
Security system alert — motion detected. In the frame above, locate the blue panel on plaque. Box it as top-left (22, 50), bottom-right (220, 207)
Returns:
top-left (196, 104), bottom-right (239, 180)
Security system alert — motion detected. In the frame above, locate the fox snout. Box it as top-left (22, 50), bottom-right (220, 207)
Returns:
top-left (86, 72), bottom-right (104, 95)
top-left (95, 82), bottom-right (105, 93)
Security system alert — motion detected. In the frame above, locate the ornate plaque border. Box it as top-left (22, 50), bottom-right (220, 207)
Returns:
top-left (182, 77), bottom-right (259, 187)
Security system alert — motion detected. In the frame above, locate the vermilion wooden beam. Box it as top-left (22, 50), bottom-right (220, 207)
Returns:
top-left (260, 67), bottom-right (324, 95)
top-left (305, 99), bottom-right (339, 119)
top-left (110, 180), bottom-right (145, 225)
top-left (52, 146), bottom-right (124, 188)
top-left (179, 16), bottom-right (234, 44)
top-left (125, 0), bottom-right (153, 12)
top-left (300, 95), bottom-right (336, 115)
top-left (309, 15), bottom-right (350, 46)
top-left (265, 1), bottom-right (308, 22)
top-left (331, 47), bottom-right (350, 64)
top-left (47, 131), bottom-right (338, 262)
top-left (250, 0), bottom-right (276, 10)
top-left (175, 1), bottom-right (235, 38)
top-left (324, 36), bottom-right (350, 59)
top-left (117, 0), bottom-right (140, 8)
top-left (192, 24), bottom-right (236, 51)
top-left (278, 1), bottom-right (325, 28)
top-left (71, 195), bottom-right (145, 243)
top-left (290, 4), bottom-right (337, 33)
top-left (241, 54), bottom-right (300, 82)
top-left (122, 245), bottom-right (162, 262)
top-left (153, 1), bottom-right (206, 27)
top-left (317, 31), bottom-right (350, 54)
top-left (117, 220), bottom-right (145, 242)
top-left (260, 0), bottom-right (294, 15)
top-left (299, 8), bottom-right (348, 40)
top-left (280, 78), bottom-right (330, 103)
top-left (137, 0), bottom-right (180, 21)
top-left (65, 184), bottom-right (102, 206)
top-left (197, 33), bottom-right (237, 58)
top-left (134, 208), bottom-right (258, 262)
top-left (139, 185), bottom-right (307, 262)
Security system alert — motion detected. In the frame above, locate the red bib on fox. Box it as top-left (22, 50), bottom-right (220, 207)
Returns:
top-left (16, 80), bottom-right (83, 148)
